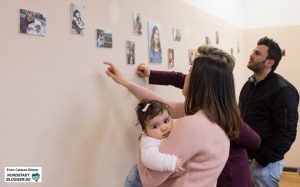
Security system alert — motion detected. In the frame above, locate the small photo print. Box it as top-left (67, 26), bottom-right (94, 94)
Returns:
top-left (133, 11), bottom-right (142, 35)
top-left (216, 31), bottom-right (219, 44)
top-left (282, 49), bottom-right (286, 56)
top-left (188, 48), bottom-right (196, 65)
top-left (71, 3), bottom-right (85, 35)
top-left (173, 28), bottom-right (181, 41)
top-left (230, 48), bottom-right (234, 55)
top-left (205, 36), bottom-right (211, 45)
top-left (168, 48), bottom-right (174, 68)
top-left (148, 21), bottom-right (162, 63)
top-left (19, 9), bottom-right (46, 36)
top-left (126, 41), bottom-right (135, 64)
top-left (237, 42), bottom-right (240, 53)
top-left (96, 29), bottom-right (112, 48)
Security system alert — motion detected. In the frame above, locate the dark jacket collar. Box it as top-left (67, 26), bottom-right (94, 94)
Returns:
top-left (248, 72), bottom-right (275, 86)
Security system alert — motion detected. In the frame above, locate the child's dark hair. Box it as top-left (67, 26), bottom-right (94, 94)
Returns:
top-left (136, 99), bottom-right (170, 131)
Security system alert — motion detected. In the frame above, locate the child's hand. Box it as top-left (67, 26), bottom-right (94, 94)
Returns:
top-left (175, 158), bottom-right (184, 172)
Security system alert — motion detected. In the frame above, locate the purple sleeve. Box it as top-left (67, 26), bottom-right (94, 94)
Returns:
top-left (234, 123), bottom-right (261, 150)
top-left (149, 70), bottom-right (186, 89)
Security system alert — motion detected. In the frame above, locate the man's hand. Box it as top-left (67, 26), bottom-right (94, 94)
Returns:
top-left (252, 159), bottom-right (262, 168)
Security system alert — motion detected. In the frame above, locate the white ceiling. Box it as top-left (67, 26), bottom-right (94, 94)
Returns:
top-left (181, 0), bottom-right (300, 29)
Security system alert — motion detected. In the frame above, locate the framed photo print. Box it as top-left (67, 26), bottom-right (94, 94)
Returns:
top-left (71, 3), bottom-right (85, 35)
top-left (148, 21), bottom-right (162, 63)
top-left (19, 9), bottom-right (46, 36)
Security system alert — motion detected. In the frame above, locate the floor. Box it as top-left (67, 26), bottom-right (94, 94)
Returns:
top-left (280, 172), bottom-right (300, 187)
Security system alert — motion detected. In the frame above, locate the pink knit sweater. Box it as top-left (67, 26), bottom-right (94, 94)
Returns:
top-left (127, 83), bottom-right (230, 187)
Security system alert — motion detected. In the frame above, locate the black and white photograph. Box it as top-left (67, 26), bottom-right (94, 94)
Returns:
top-left (19, 9), bottom-right (46, 36)
top-left (126, 41), bottom-right (135, 64)
top-left (173, 28), bottom-right (181, 41)
top-left (133, 11), bottom-right (142, 35)
top-left (188, 48), bottom-right (195, 65)
top-left (71, 3), bottom-right (85, 35)
top-left (216, 31), bottom-right (219, 44)
top-left (205, 36), bottom-right (211, 45)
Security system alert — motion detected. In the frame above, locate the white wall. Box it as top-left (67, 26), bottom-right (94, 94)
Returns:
top-left (181, 0), bottom-right (300, 29)
top-left (0, 0), bottom-right (244, 186)
top-left (181, 0), bottom-right (244, 27)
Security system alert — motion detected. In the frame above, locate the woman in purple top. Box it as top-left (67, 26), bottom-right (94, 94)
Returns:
top-left (136, 48), bottom-right (261, 187)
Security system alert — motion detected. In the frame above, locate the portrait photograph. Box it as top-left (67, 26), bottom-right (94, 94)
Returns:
top-left (133, 11), bottom-right (142, 35)
top-left (148, 21), bottom-right (162, 63)
top-left (188, 48), bottom-right (196, 65)
top-left (96, 29), bottom-right (112, 48)
top-left (19, 9), bottom-right (46, 36)
top-left (173, 28), bottom-right (181, 41)
top-left (216, 31), bottom-right (219, 44)
top-left (168, 48), bottom-right (174, 69)
top-left (126, 41), bottom-right (135, 65)
top-left (71, 3), bottom-right (85, 35)
top-left (205, 36), bottom-right (211, 45)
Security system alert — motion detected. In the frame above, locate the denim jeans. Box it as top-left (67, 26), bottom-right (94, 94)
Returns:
top-left (250, 160), bottom-right (284, 187)
top-left (124, 164), bottom-right (143, 187)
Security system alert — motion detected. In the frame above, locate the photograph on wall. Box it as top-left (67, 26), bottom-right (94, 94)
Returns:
top-left (230, 48), bottom-right (234, 55)
top-left (96, 29), bottom-right (112, 48)
top-left (173, 28), bottom-right (181, 41)
top-left (133, 11), bottom-right (142, 35)
top-left (188, 48), bottom-right (196, 65)
top-left (126, 41), bottom-right (135, 64)
top-left (215, 31), bottom-right (219, 44)
top-left (19, 9), bottom-right (46, 36)
top-left (71, 3), bottom-right (85, 35)
top-left (205, 36), bottom-right (211, 45)
top-left (148, 21), bottom-right (162, 63)
top-left (282, 49), bottom-right (286, 56)
top-left (237, 42), bottom-right (240, 53)
top-left (168, 48), bottom-right (174, 68)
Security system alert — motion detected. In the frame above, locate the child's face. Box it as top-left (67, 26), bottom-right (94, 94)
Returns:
top-left (145, 110), bottom-right (173, 140)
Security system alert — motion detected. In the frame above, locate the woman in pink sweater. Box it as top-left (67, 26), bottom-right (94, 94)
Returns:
top-left (104, 56), bottom-right (242, 187)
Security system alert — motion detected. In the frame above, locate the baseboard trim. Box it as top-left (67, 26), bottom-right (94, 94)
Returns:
top-left (283, 167), bottom-right (298, 172)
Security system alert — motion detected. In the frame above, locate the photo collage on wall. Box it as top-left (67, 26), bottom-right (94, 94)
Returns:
top-left (19, 9), bottom-right (46, 36)
top-left (18, 5), bottom-right (241, 68)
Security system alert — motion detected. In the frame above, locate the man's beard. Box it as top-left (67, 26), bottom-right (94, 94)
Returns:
top-left (247, 59), bottom-right (266, 73)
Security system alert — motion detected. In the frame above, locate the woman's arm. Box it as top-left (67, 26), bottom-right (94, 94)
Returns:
top-left (149, 70), bottom-right (186, 89)
top-left (234, 122), bottom-right (261, 149)
top-left (104, 62), bottom-right (185, 118)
